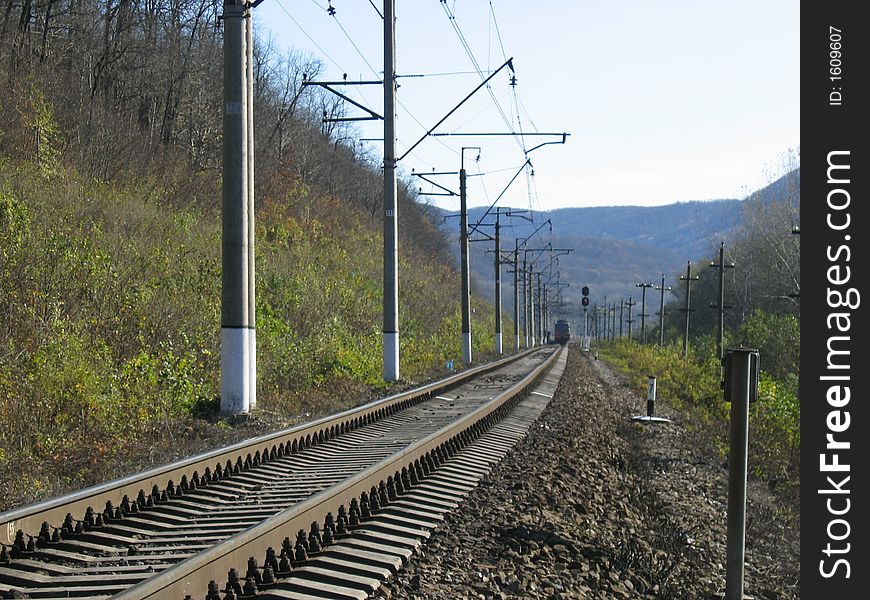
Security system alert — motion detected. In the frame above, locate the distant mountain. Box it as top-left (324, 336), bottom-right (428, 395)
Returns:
top-left (430, 169), bottom-right (799, 321)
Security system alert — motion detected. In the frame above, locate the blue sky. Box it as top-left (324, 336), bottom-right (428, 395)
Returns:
top-left (254, 0), bottom-right (800, 210)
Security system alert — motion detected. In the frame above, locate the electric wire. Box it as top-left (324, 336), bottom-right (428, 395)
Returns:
top-left (328, 6), bottom-right (461, 166)
top-left (516, 95), bottom-right (541, 134)
top-left (323, 5), bottom-right (458, 170)
top-left (489, 0), bottom-right (508, 62)
top-left (439, 1), bottom-right (524, 153)
top-left (273, 0), bottom-right (346, 74)
top-left (449, 88), bottom-right (513, 133)
top-left (278, 1), bottom-right (548, 203)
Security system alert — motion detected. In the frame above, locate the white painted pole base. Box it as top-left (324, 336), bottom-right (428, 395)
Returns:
top-left (462, 332), bottom-right (472, 365)
top-left (221, 327), bottom-right (253, 414)
top-left (384, 332), bottom-right (399, 381)
top-left (248, 329), bottom-right (257, 409)
top-left (515, 334), bottom-right (520, 350)
top-left (495, 333), bottom-right (503, 355)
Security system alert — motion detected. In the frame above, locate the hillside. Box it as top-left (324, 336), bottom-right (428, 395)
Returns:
top-left (0, 5), bottom-right (501, 507)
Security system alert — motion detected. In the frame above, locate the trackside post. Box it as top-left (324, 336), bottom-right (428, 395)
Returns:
top-left (723, 348), bottom-right (759, 600)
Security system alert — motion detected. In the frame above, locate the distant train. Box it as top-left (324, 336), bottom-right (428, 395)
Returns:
top-left (554, 319), bottom-right (571, 345)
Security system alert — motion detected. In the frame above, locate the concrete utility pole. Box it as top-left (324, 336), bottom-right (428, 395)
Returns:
top-left (679, 261), bottom-right (700, 359)
top-left (459, 149), bottom-right (477, 365)
top-left (383, 0), bottom-right (399, 381)
top-left (527, 264), bottom-right (535, 347)
top-left (494, 215), bottom-right (503, 354)
top-left (531, 271), bottom-right (543, 346)
top-left (656, 274), bottom-right (672, 347)
top-left (513, 241), bottom-right (520, 350)
top-left (635, 282), bottom-right (653, 343)
top-left (245, 10), bottom-right (256, 408)
top-left (625, 296), bottom-right (636, 340)
top-left (537, 278), bottom-right (544, 344)
top-left (221, 0), bottom-right (253, 414)
top-left (710, 242), bottom-right (736, 360)
top-left (521, 255), bottom-right (529, 347)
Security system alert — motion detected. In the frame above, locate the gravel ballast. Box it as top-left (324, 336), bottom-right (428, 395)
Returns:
top-left (376, 346), bottom-right (800, 600)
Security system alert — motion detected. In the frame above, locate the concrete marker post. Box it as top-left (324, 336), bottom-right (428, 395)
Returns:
top-left (631, 374), bottom-right (671, 423)
top-left (646, 375), bottom-right (656, 417)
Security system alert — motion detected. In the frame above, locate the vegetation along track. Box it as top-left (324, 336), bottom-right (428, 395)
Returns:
top-left (0, 347), bottom-right (563, 599)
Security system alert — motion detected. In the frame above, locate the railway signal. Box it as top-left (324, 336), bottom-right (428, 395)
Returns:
top-left (580, 286), bottom-right (591, 350)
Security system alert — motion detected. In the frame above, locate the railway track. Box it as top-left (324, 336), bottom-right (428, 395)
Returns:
top-left (0, 346), bottom-right (565, 600)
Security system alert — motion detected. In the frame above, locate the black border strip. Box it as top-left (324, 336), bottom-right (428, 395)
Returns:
top-left (801, 2), bottom-right (867, 596)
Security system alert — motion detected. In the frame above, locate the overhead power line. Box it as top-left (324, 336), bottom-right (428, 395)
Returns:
top-left (439, 1), bottom-right (524, 153)
top-left (273, 0), bottom-right (345, 73)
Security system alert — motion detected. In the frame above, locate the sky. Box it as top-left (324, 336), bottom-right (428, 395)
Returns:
top-left (254, 0), bottom-right (800, 211)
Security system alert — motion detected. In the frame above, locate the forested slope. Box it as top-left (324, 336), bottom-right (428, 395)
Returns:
top-left (0, 1), bottom-right (498, 506)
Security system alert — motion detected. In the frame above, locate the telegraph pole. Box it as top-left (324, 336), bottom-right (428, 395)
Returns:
top-left (679, 262), bottom-right (700, 359)
top-left (710, 241), bottom-right (736, 360)
top-left (611, 303), bottom-right (617, 341)
top-left (626, 296), bottom-right (636, 340)
top-left (221, 0), bottom-right (252, 414)
top-left (635, 282), bottom-right (653, 343)
top-left (383, 0), bottom-right (399, 380)
top-left (656, 274), bottom-right (672, 347)
top-left (619, 299), bottom-right (625, 338)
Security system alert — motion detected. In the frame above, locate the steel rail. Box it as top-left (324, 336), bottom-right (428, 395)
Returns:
top-left (114, 346), bottom-right (561, 600)
top-left (0, 348), bottom-right (537, 546)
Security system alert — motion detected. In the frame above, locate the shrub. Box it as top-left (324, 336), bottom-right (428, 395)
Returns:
top-left (601, 337), bottom-right (798, 501)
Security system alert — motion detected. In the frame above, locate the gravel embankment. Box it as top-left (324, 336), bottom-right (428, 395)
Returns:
top-left (377, 346), bottom-right (800, 600)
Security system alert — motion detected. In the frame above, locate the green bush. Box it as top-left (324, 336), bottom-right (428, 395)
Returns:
top-left (737, 310), bottom-right (799, 382)
top-left (601, 337), bottom-right (799, 501)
